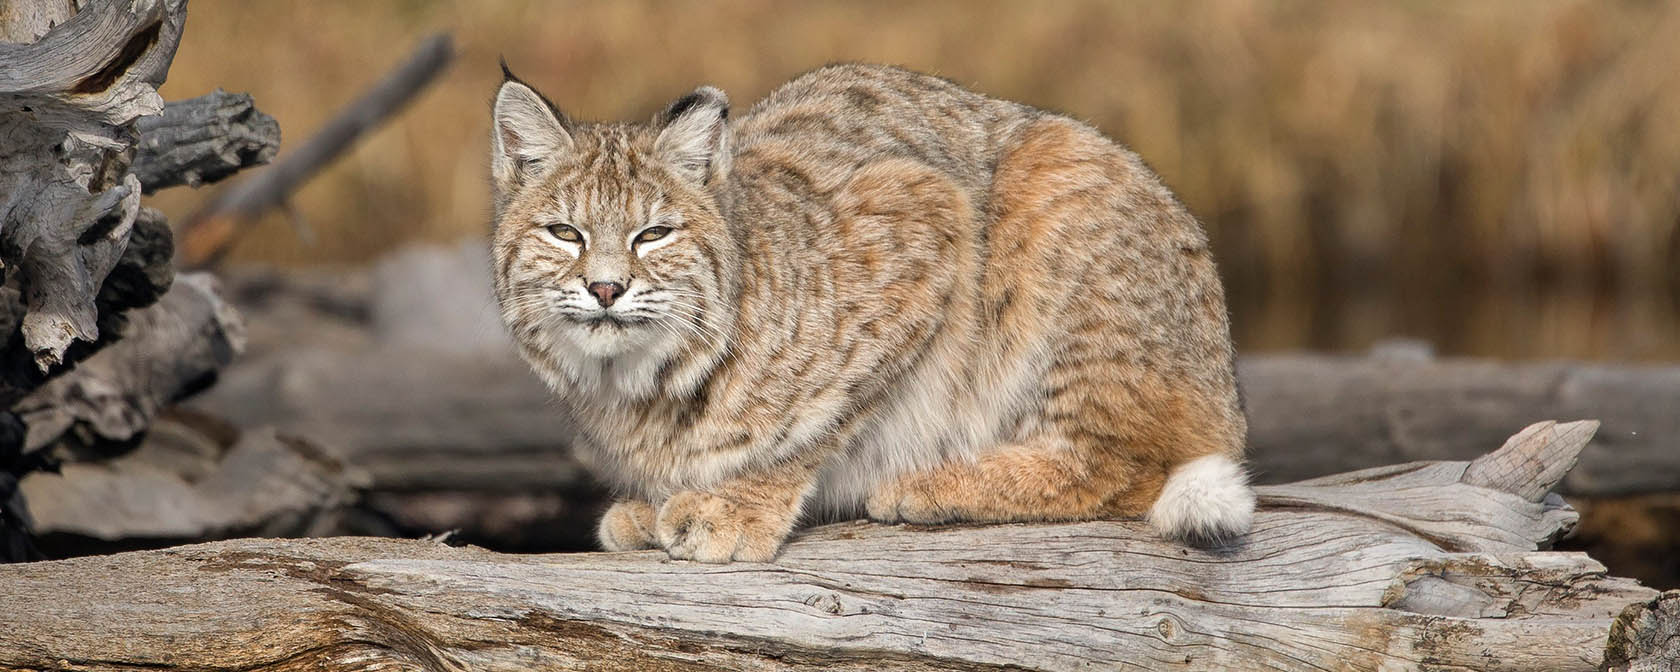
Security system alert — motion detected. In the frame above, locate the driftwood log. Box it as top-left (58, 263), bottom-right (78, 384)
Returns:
top-left (1241, 353), bottom-right (1680, 496)
top-left (1, 420), bottom-right (1674, 671)
top-left (1, 0), bottom-right (189, 562)
top-left (12, 272), bottom-right (245, 456)
top-left (198, 244), bottom-right (1680, 499)
top-left (0, 3), bottom-right (272, 402)
top-left (20, 418), bottom-right (368, 548)
top-left (192, 342), bottom-right (1680, 499)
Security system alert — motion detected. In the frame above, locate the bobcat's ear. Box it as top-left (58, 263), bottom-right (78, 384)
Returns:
top-left (491, 71), bottom-right (572, 197)
top-left (653, 86), bottom-right (730, 184)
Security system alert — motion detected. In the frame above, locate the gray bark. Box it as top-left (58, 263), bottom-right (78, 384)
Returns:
top-left (1605, 592), bottom-right (1680, 672)
top-left (0, 0), bottom-right (272, 414)
top-left (0, 205), bottom-right (174, 408)
top-left (0, 420), bottom-right (1672, 671)
top-left (1, 0), bottom-right (284, 563)
top-left (194, 346), bottom-right (583, 493)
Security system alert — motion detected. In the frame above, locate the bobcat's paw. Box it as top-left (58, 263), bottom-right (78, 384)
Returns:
top-left (597, 499), bottom-right (659, 551)
top-left (865, 476), bottom-right (955, 525)
top-left (655, 491), bottom-right (785, 563)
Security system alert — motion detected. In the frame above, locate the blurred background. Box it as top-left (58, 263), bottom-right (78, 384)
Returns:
top-left (148, 0), bottom-right (1680, 360)
top-left (17, 0), bottom-right (1678, 587)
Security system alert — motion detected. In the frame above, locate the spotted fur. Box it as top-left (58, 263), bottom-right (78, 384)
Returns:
top-left (491, 63), bottom-right (1251, 563)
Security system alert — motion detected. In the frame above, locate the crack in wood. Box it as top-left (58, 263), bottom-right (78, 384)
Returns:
top-left (70, 20), bottom-right (160, 94)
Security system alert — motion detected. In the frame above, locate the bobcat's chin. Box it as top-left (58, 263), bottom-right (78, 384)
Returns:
top-left (560, 316), bottom-right (654, 358)
top-left (523, 318), bottom-right (690, 400)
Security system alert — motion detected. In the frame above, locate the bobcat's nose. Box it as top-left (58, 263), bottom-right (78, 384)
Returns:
top-left (587, 281), bottom-right (626, 308)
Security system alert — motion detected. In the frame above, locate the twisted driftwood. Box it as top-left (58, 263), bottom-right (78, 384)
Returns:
top-left (1, 420), bottom-right (1673, 670)
top-left (2, 0), bottom-right (279, 561)
top-left (0, 2), bottom-right (269, 400)
top-left (0, 0), bottom-right (188, 372)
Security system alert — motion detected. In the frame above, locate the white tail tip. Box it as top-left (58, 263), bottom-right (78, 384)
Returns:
top-left (1148, 453), bottom-right (1254, 545)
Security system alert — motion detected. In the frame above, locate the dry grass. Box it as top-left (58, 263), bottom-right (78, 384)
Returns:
top-left (150, 0), bottom-right (1680, 359)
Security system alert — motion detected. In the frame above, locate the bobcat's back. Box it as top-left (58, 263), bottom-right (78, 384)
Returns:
top-left (723, 66), bottom-right (1245, 520)
top-left (735, 64), bottom-right (1027, 199)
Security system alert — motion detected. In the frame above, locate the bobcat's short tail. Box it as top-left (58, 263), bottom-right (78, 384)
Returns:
top-left (1147, 453), bottom-right (1254, 545)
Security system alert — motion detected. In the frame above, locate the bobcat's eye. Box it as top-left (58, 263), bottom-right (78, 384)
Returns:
top-left (547, 224), bottom-right (583, 244)
top-left (635, 226), bottom-right (673, 244)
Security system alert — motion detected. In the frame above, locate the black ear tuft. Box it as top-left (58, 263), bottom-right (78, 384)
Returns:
top-left (656, 87), bottom-right (729, 128)
top-left (493, 61), bottom-right (573, 133)
top-left (661, 92), bottom-right (704, 124)
top-left (652, 86), bottom-right (730, 183)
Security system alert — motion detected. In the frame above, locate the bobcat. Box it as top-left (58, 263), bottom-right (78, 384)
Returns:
top-left (490, 63), bottom-right (1253, 563)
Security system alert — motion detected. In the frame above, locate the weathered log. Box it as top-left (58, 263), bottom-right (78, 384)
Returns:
top-left (192, 346), bottom-right (582, 493)
top-left (19, 416), bottom-right (367, 547)
top-left (0, 205), bottom-right (179, 561)
top-left (0, 206), bottom-right (175, 409)
top-left (0, 420), bottom-right (1670, 671)
top-left (189, 330), bottom-right (1680, 501)
top-left (3, 269), bottom-right (377, 554)
top-left (1, 1), bottom-right (289, 561)
top-left (12, 272), bottom-right (245, 455)
top-left (1605, 592), bottom-right (1680, 672)
top-left (1240, 352), bottom-right (1680, 496)
top-left (133, 89), bottom-right (280, 192)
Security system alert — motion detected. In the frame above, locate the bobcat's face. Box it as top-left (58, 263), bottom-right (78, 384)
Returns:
top-left (490, 72), bottom-right (736, 397)
top-left (496, 133), bottom-right (728, 358)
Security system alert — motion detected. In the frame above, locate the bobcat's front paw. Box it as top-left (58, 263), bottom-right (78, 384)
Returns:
top-left (866, 476), bottom-right (955, 524)
top-left (655, 491), bottom-right (787, 563)
top-left (598, 499), bottom-right (658, 551)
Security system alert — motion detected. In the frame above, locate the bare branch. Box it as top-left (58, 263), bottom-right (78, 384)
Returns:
top-left (133, 90), bottom-right (281, 192)
top-left (179, 33), bottom-right (454, 266)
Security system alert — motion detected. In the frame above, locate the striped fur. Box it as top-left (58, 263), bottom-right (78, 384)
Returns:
top-left (491, 64), bottom-right (1251, 562)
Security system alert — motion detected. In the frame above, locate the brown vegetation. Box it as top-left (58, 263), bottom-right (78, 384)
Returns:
top-left (151, 0), bottom-right (1680, 359)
